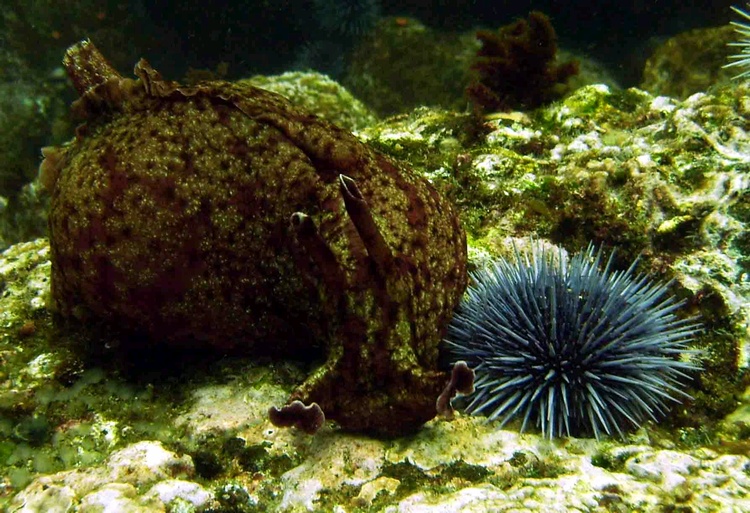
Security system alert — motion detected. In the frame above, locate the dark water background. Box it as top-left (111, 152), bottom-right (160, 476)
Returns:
top-left (137, 0), bottom-right (738, 85)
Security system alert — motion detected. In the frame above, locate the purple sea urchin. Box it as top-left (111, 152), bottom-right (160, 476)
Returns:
top-left (725, 3), bottom-right (750, 79)
top-left (444, 243), bottom-right (700, 439)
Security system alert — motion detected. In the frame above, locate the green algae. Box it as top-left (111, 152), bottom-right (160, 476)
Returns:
top-left (242, 71), bottom-right (377, 131)
top-left (506, 450), bottom-right (568, 479)
top-left (592, 447), bottom-right (642, 473)
top-left (365, 80), bottom-right (750, 442)
top-left (641, 25), bottom-right (738, 99)
top-left (190, 436), bottom-right (300, 480)
top-left (313, 458), bottom-right (495, 512)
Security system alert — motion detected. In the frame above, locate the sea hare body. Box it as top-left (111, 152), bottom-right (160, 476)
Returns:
top-left (42, 40), bottom-right (468, 436)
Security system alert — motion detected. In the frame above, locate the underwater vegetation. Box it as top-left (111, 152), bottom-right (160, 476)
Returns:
top-left (41, 40), bottom-right (468, 437)
top-left (465, 11), bottom-right (579, 112)
top-left (444, 243), bottom-right (701, 439)
top-left (725, 3), bottom-right (750, 78)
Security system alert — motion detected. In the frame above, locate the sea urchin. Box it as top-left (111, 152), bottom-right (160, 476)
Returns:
top-left (725, 3), bottom-right (750, 79)
top-left (444, 243), bottom-right (700, 439)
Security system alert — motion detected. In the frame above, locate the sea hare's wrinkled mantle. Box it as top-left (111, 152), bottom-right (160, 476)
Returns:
top-left (41, 40), bottom-right (468, 436)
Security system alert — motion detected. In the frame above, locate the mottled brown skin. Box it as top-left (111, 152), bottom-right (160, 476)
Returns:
top-left (42, 40), bottom-right (468, 437)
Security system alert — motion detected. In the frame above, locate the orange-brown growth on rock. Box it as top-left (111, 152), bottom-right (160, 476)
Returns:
top-left (466, 11), bottom-right (579, 112)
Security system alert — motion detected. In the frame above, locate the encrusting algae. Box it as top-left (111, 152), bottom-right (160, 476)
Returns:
top-left (39, 40), bottom-right (468, 437)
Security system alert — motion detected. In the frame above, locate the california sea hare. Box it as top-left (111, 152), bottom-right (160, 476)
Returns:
top-left (41, 40), bottom-right (468, 436)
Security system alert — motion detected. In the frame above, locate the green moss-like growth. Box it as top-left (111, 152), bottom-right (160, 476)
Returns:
top-left (347, 458), bottom-right (496, 509)
top-left (506, 450), bottom-right (568, 479)
top-left (591, 447), bottom-right (641, 472)
top-left (466, 11), bottom-right (579, 112)
top-left (672, 327), bottom-right (748, 431)
top-left (442, 459), bottom-right (492, 483)
top-left (728, 188), bottom-right (750, 273)
top-left (380, 460), bottom-right (430, 494)
top-left (241, 71), bottom-right (377, 131)
top-left (188, 435), bottom-right (300, 483)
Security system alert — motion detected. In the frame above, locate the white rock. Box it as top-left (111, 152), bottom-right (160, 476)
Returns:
top-left (396, 486), bottom-right (510, 513)
top-left (106, 441), bottom-right (194, 486)
top-left (144, 479), bottom-right (213, 508)
top-left (625, 450), bottom-right (699, 490)
top-left (78, 482), bottom-right (160, 512)
top-left (9, 483), bottom-right (75, 513)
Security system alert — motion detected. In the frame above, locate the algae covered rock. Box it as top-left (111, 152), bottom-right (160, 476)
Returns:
top-left (40, 40), bottom-right (467, 437)
top-left (3, 69), bottom-right (750, 510)
top-left (9, 441), bottom-right (208, 512)
top-left (343, 17), bottom-right (478, 116)
top-left (363, 81), bottom-right (750, 434)
top-left (242, 71), bottom-right (377, 131)
top-left (641, 25), bottom-right (738, 99)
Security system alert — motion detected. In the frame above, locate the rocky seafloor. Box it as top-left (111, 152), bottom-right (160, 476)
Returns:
top-left (2, 24), bottom-right (750, 512)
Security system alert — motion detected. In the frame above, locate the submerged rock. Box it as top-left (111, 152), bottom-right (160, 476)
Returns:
top-left (9, 441), bottom-right (207, 512)
top-left (641, 25), bottom-right (738, 99)
top-left (1, 29), bottom-right (749, 511)
top-left (242, 71), bottom-right (377, 131)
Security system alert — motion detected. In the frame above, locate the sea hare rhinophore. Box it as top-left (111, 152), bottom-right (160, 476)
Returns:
top-left (41, 40), bottom-right (468, 436)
